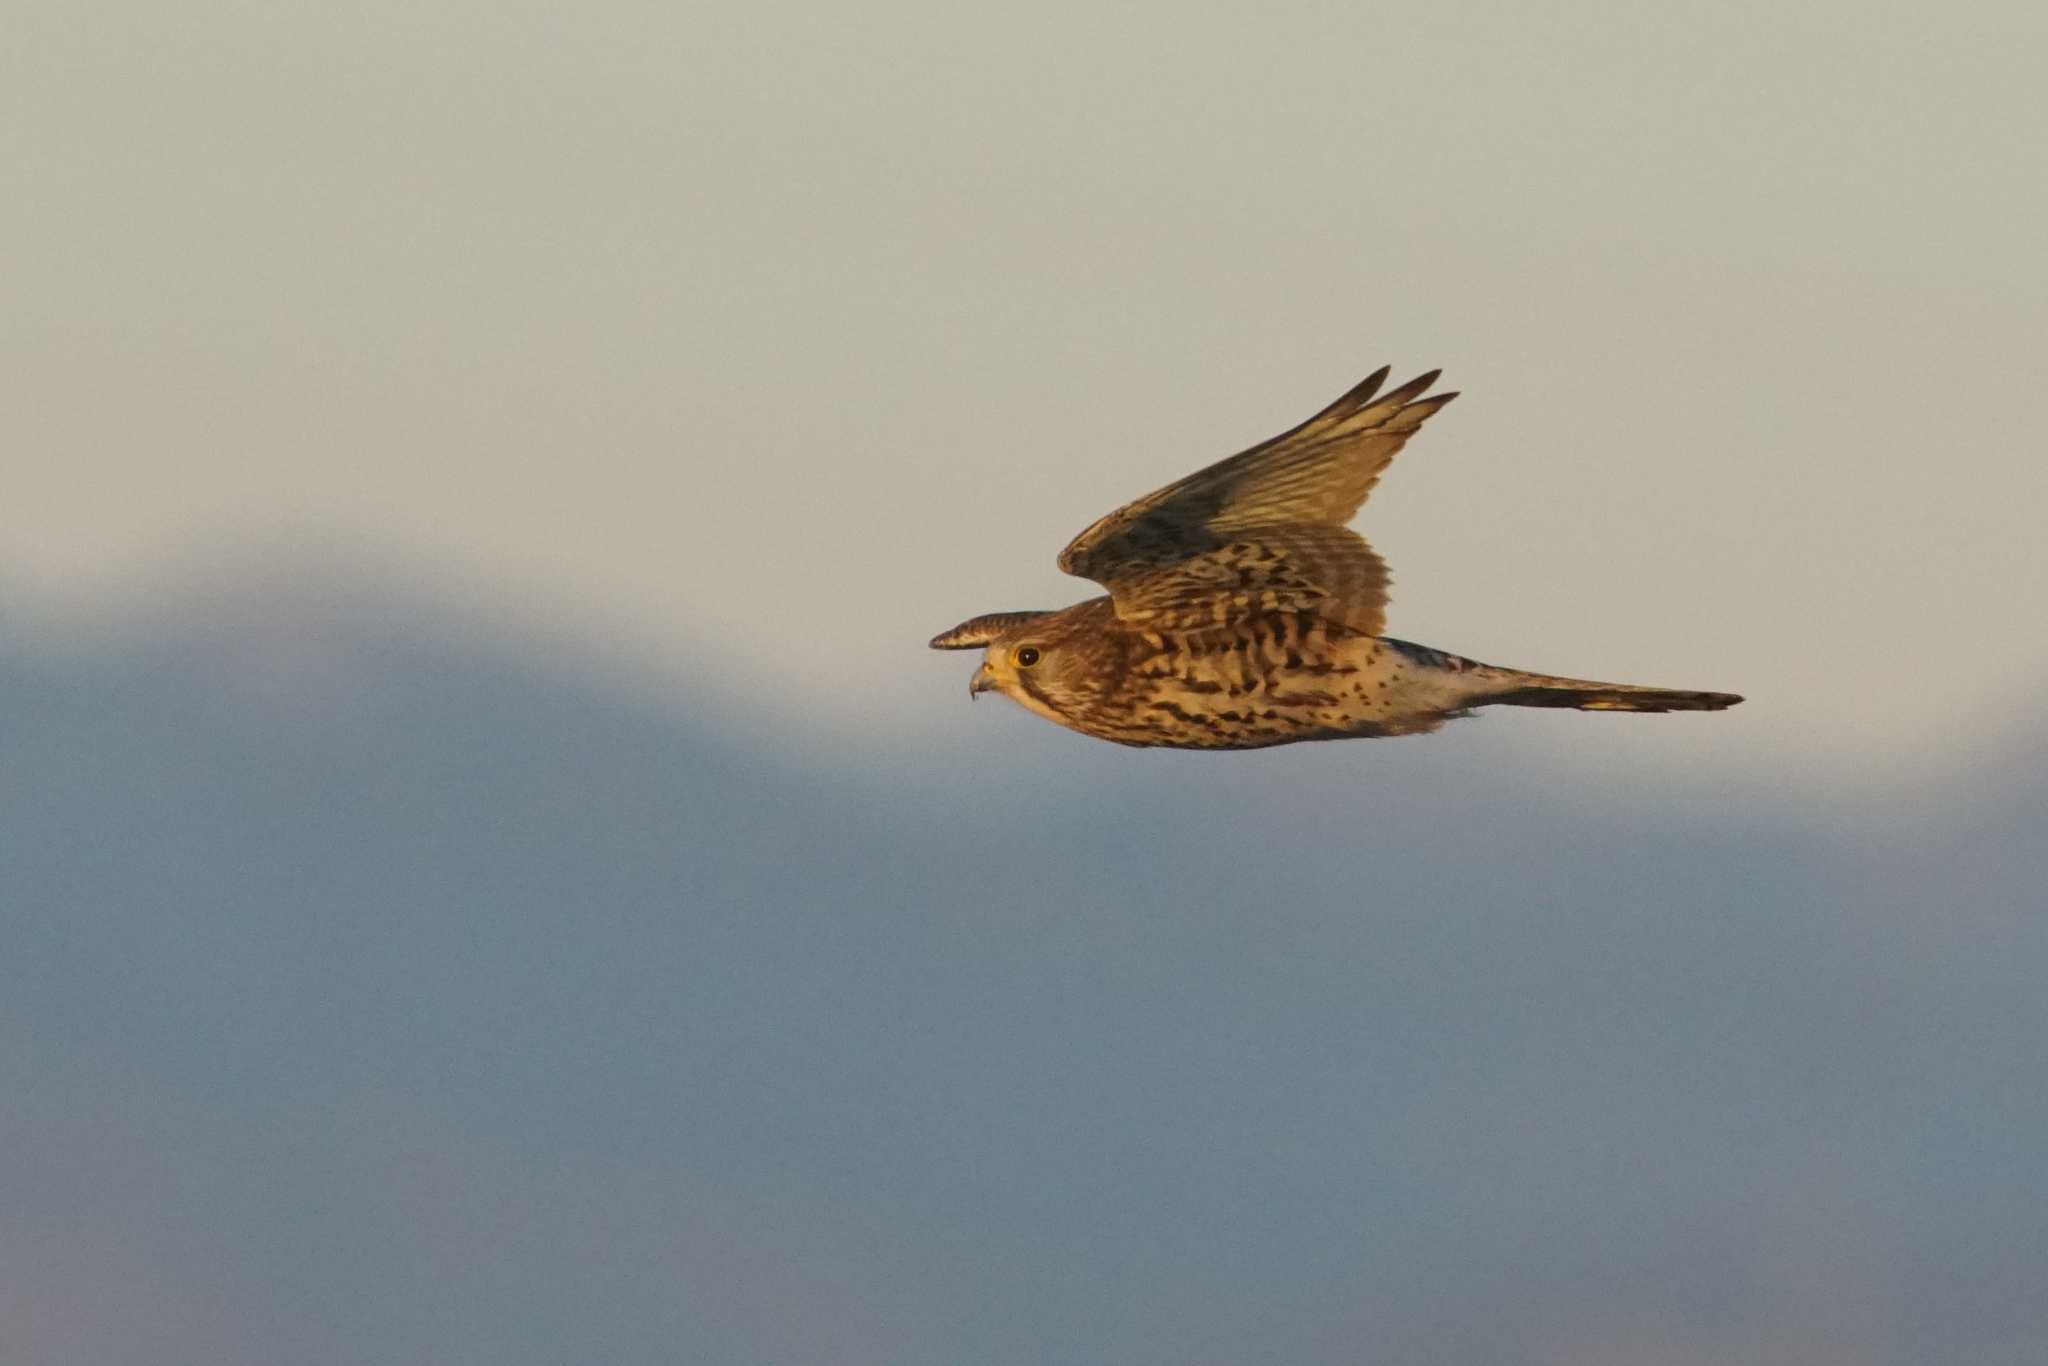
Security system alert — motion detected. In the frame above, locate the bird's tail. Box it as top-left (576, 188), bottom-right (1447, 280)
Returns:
top-left (1480, 677), bottom-right (1744, 713)
top-left (1384, 640), bottom-right (1742, 714)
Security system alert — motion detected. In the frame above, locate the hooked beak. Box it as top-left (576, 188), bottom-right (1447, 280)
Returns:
top-left (969, 662), bottom-right (995, 699)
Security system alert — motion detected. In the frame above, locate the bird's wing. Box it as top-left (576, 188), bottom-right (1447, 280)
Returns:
top-left (1056, 367), bottom-right (1455, 633)
top-left (1091, 525), bottom-right (1392, 633)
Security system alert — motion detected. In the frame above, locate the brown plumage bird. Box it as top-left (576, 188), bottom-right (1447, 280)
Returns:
top-left (930, 366), bottom-right (1741, 749)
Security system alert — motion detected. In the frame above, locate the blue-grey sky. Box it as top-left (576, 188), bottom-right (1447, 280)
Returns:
top-left (6, 3), bottom-right (2047, 1363)
top-left (5, 580), bottom-right (2046, 1364)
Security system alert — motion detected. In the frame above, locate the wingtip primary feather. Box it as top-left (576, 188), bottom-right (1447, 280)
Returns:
top-left (1375, 368), bottom-right (1444, 410)
top-left (1292, 366), bottom-right (1392, 432)
top-left (1339, 365), bottom-right (1391, 408)
top-left (1302, 366), bottom-right (1453, 442)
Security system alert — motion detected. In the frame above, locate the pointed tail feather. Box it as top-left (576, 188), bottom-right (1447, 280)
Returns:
top-left (1483, 682), bottom-right (1743, 714)
top-left (1379, 639), bottom-right (1742, 716)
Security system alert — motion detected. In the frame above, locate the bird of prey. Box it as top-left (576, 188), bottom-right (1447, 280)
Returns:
top-left (930, 366), bottom-right (1742, 749)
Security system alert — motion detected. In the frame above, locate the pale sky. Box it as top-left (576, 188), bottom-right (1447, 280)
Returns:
top-left (9, 0), bottom-right (2046, 782)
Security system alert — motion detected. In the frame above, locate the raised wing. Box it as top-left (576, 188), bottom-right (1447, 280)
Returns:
top-left (1056, 367), bottom-right (1455, 634)
top-left (1092, 525), bottom-right (1391, 632)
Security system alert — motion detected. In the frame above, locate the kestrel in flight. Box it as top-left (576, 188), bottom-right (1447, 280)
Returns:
top-left (931, 366), bottom-right (1741, 749)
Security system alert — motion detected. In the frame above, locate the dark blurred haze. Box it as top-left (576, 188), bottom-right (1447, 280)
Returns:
top-left (4, 570), bottom-right (2043, 1366)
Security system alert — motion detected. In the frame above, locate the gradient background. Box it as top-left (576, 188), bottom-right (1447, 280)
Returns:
top-left (6, 3), bottom-right (2046, 1363)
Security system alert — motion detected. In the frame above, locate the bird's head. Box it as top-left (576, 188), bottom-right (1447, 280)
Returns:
top-left (928, 608), bottom-right (1091, 723)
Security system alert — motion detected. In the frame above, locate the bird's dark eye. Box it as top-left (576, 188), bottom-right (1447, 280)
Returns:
top-left (1014, 646), bottom-right (1041, 668)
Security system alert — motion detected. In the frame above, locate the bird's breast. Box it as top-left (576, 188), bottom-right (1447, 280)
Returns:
top-left (1071, 615), bottom-right (1394, 750)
